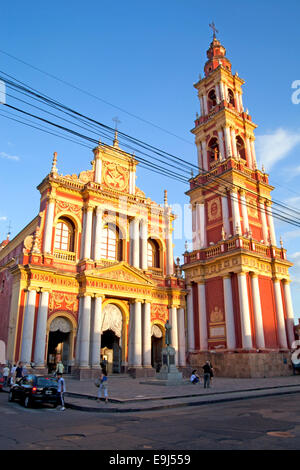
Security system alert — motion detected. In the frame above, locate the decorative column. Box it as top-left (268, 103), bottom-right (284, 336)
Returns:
top-left (203, 94), bottom-right (208, 115)
top-left (128, 300), bottom-right (142, 367)
top-left (75, 296), bottom-right (84, 366)
top-left (197, 142), bottom-right (203, 169)
top-left (169, 306), bottom-right (178, 365)
top-left (186, 285), bottom-right (195, 352)
top-left (83, 206), bottom-right (93, 260)
top-left (196, 202), bottom-right (206, 249)
top-left (34, 290), bottom-right (50, 367)
top-left (283, 280), bottom-right (296, 348)
top-left (259, 198), bottom-right (269, 244)
top-left (140, 218), bottom-right (148, 270)
top-left (224, 127), bottom-right (232, 158)
top-left (94, 206), bottom-right (103, 261)
top-left (245, 137), bottom-right (253, 169)
top-left (79, 294), bottom-right (92, 367)
top-left (20, 289), bottom-right (37, 364)
top-left (250, 139), bottom-right (257, 167)
top-left (240, 190), bottom-right (249, 234)
top-left (223, 275), bottom-right (236, 349)
top-left (217, 129), bottom-right (225, 160)
top-left (129, 162), bottom-right (136, 195)
top-left (273, 279), bottom-right (288, 349)
top-left (177, 307), bottom-right (186, 366)
top-left (231, 189), bottom-right (241, 235)
top-left (43, 197), bottom-right (55, 253)
top-left (199, 96), bottom-right (204, 116)
top-left (197, 282), bottom-right (208, 350)
top-left (235, 92), bottom-right (240, 112)
top-left (91, 295), bottom-right (103, 368)
top-left (220, 81), bottom-right (226, 101)
top-left (221, 191), bottom-right (231, 238)
top-left (130, 218), bottom-right (140, 268)
top-left (142, 302), bottom-right (152, 367)
top-left (166, 212), bottom-right (174, 276)
top-left (265, 200), bottom-right (277, 246)
top-left (201, 141), bottom-right (208, 171)
top-left (231, 128), bottom-right (238, 158)
top-left (237, 272), bottom-right (253, 349)
top-left (251, 275), bottom-right (265, 349)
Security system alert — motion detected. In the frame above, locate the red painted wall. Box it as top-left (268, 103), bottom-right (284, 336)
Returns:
top-left (259, 276), bottom-right (278, 348)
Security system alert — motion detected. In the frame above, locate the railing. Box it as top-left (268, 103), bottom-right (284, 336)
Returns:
top-left (53, 249), bottom-right (76, 262)
top-left (184, 236), bottom-right (287, 265)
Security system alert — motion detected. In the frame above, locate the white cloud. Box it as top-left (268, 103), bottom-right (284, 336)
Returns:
top-left (0, 151), bottom-right (20, 161)
top-left (0, 216), bottom-right (7, 221)
top-left (256, 128), bottom-right (300, 171)
top-left (282, 229), bottom-right (300, 241)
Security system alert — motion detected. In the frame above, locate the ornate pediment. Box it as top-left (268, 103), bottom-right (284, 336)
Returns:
top-left (85, 262), bottom-right (154, 286)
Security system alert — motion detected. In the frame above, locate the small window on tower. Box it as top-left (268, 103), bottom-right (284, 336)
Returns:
top-left (227, 89), bottom-right (235, 107)
top-left (208, 89), bottom-right (217, 110)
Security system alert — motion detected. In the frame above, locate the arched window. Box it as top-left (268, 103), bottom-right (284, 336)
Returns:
top-left (236, 136), bottom-right (246, 161)
top-left (54, 217), bottom-right (75, 251)
top-left (208, 89), bottom-right (217, 111)
top-left (208, 137), bottom-right (219, 164)
top-left (147, 239), bottom-right (160, 268)
top-left (101, 224), bottom-right (122, 261)
top-left (227, 88), bottom-right (235, 107)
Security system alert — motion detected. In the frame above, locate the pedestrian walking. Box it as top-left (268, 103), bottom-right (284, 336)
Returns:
top-left (202, 361), bottom-right (212, 389)
top-left (55, 361), bottom-right (64, 376)
top-left (56, 372), bottom-right (66, 410)
top-left (96, 365), bottom-right (108, 403)
top-left (3, 364), bottom-right (10, 387)
top-left (15, 361), bottom-right (24, 384)
top-left (10, 364), bottom-right (17, 385)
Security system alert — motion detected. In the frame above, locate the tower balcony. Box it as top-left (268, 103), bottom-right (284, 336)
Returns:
top-left (189, 156), bottom-right (269, 188)
top-left (183, 235), bottom-right (288, 266)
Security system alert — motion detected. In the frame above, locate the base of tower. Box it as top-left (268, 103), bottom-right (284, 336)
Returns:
top-left (187, 350), bottom-right (293, 378)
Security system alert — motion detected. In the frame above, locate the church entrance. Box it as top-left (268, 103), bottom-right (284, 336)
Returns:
top-left (100, 303), bottom-right (123, 374)
top-left (151, 324), bottom-right (163, 372)
top-left (47, 316), bottom-right (72, 373)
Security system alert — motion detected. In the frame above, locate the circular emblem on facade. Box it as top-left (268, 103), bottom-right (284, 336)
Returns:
top-left (103, 162), bottom-right (128, 191)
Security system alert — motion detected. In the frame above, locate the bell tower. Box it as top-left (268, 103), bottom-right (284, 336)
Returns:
top-left (182, 30), bottom-right (296, 376)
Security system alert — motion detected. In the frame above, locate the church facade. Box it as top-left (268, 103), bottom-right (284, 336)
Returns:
top-left (182, 35), bottom-right (296, 376)
top-left (0, 133), bottom-right (186, 378)
top-left (0, 32), bottom-right (297, 379)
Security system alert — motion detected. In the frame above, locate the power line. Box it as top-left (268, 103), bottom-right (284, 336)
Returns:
top-left (2, 74), bottom-right (300, 229)
top-left (0, 49), bottom-right (194, 145)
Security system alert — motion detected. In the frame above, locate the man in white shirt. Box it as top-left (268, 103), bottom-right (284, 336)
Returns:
top-left (56, 373), bottom-right (66, 411)
top-left (3, 365), bottom-right (10, 387)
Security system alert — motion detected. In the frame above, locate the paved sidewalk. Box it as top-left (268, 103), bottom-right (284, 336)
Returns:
top-left (62, 374), bottom-right (300, 413)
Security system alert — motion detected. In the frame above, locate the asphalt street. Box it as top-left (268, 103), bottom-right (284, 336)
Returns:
top-left (1, 390), bottom-right (300, 452)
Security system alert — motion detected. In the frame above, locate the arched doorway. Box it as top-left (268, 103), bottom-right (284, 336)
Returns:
top-left (151, 324), bottom-right (163, 372)
top-left (47, 316), bottom-right (72, 373)
top-left (101, 304), bottom-right (123, 374)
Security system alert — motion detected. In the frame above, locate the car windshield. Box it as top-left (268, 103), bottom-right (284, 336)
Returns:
top-left (36, 377), bottom-right (58, 388)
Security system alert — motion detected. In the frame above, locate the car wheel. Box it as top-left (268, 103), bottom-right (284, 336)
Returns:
top-left (24, 396), bottom-right (31, 408)
top-left (8, 390), bottom-right (14, 402)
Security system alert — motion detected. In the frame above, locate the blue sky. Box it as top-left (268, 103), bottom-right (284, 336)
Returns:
top-left (1, 0), bottom-right (300, 320)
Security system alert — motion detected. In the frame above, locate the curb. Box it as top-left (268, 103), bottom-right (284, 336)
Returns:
top-left (64, 385), bottom-right (300, 413)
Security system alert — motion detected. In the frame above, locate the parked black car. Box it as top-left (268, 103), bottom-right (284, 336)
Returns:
top-left (8, 374), bottom-right (58, 408)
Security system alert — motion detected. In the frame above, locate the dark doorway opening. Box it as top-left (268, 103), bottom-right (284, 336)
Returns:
top-left (101, 330), bottom-right (121, 374)
top-left (47, 330), bottom-right (70, 373)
